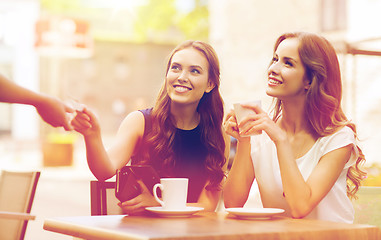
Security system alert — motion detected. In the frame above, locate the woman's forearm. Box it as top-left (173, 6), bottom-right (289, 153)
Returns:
top-left (0, 75), bottom-right (43, 105)
top-left (84, 134), bottom-right (116, 181)
top-left (275, 139), bottom-right (312, 217)
top-left (223, 140), bottom-right (254, 208)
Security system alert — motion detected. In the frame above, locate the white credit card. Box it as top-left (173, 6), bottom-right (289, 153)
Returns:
top-left (68, 99), bottom-right (85, 112)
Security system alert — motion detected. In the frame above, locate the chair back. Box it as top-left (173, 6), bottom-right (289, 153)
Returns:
top-left (0, 170), bottom-right (40, 240)
top-left (353, 186), bottom-right (381, 228)
top-left (90, 181), bottom-right (123, 215)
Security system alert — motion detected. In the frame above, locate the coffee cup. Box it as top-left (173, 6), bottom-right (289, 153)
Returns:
top-left (233, 100), bottom-right (262, 136)
top-left (153, 178), bottom-right (188, 210)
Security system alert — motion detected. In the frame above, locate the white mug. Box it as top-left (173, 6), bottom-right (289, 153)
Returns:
top-left (153, 178), bottom-right (188, 210)
top-left (233, 100), bottom-right (262, 136)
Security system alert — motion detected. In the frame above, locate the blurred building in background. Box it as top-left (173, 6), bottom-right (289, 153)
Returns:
top-left (0, 0), bottom-right (40, 139)
top-left (0, 0), bottom-right (380, 165)
top-left (210, 0), bottom-right (381, 165)
top-left (0, 0), bottom-right (208, 140)
top-left (1, 1), bottom-right (381, 238)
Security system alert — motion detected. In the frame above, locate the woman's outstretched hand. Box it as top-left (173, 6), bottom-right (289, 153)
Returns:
top-left (70, 107), bottom-right (101, 137)
top-left (35, 95), bottom-right (75, 131)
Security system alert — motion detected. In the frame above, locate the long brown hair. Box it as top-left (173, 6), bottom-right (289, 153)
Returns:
top-left (270, 32), bottom-right (366, 198)
top-left (142, 40), bottom-right (226, 190)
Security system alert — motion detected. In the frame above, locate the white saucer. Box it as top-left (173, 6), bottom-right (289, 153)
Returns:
top-left (226, 208), bottom-right (285, 220)
top-left (145, 206), bottom-right (204, 217)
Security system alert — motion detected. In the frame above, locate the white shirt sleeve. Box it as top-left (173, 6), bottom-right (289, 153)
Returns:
top-left (319, 126), bottom-right (359, 169)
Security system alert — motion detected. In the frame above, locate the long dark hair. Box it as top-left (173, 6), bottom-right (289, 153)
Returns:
top-left (270, 32), bottom-right (366, 198)
top-left (141, 40), bottom-right (226, 190)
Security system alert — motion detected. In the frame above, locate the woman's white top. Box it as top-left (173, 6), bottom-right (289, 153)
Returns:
top-left (250, 126), bottom-right (358, 223)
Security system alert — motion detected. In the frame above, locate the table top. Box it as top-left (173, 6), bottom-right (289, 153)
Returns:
top-left (43, 212), bottom-right (381, 240)
top-left (0, 211), bottom-right (36, 220)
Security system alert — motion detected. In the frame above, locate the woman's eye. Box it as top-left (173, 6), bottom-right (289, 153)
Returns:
top-left (272, 57), bottom-right (278, 63)
top-left (171, 65), bottom-right (180, 70)
top-left (191, 69), bottom-right (200, 74)
top-left (285, 61), bottom-right (293, 67)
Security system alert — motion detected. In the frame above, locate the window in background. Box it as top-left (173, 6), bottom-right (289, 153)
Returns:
top-left (320, 0), bottom-right (347, 32)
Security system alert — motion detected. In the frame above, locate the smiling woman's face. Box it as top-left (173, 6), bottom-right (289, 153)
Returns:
top-left (266, 38), bottom-right (310, 100)
top-left (166, 47), bottom-right (214, 106)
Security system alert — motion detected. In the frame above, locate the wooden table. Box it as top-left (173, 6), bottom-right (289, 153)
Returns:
top-left (0, 211), bottom-right (35, 220)
top-left (43, 212), bottom-right (381, 240)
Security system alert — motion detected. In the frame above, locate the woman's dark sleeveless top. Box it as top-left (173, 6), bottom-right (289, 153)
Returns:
top-left (131, 108), bottom-right (208, 202)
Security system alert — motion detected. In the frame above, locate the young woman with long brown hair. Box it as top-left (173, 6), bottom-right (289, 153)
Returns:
top-left (72, 40), bottom-right (229, 214)
top-left (223, 32), bottom-right (366, 223)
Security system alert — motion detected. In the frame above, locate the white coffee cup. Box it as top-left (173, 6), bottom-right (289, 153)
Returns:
top-left (153, 178), bottom-right (188, 210)
top-left (233, 100), bottom-right (262, 136)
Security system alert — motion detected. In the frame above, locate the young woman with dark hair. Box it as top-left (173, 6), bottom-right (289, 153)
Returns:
top-left (72, 40), bottom-right (229, 214)
top-left (223, 32), bottom-right (366, 223)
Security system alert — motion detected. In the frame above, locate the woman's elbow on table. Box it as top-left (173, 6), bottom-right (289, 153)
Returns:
top-left (90, 166), bottom-right (116, 182)
top-left (223, 195), bottom-right (246, 209)
top-left (290, 203), bottom-right (314, 219)
top-left (223, 185), bottom-right (249, 208)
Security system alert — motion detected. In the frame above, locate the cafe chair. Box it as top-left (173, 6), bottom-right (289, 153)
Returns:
top-left (353, 186), bottom-right (381, 228)
top-left (0, 170), bottom-right (40, 240)
top-left (90, 180), bottom-right (123, 215)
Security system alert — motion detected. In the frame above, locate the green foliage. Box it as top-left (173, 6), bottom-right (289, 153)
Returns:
top-left (362, 163), bottom-right (381, 186)
top-left (133, 0), bottom-right (178, 42)
top-left (40, 0), bottom-right (82, 13)
top-left (40, 0), bottom-right (101, 19)
top-left (177, 0), bottom-right (209, 41)
top-left (134, 0), bottom-right (209, 42)
top-left (40, 0), bottom-right (209, 43)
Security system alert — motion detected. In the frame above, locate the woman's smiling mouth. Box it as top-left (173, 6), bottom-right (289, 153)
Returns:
top-left (268, 77), bottom-right (283, 86)
top-left (174, 85), bottom-right (192, 93)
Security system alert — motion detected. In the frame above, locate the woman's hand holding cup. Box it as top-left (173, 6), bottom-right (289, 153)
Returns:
top-left (233, 100), bottom-right (262, 137)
